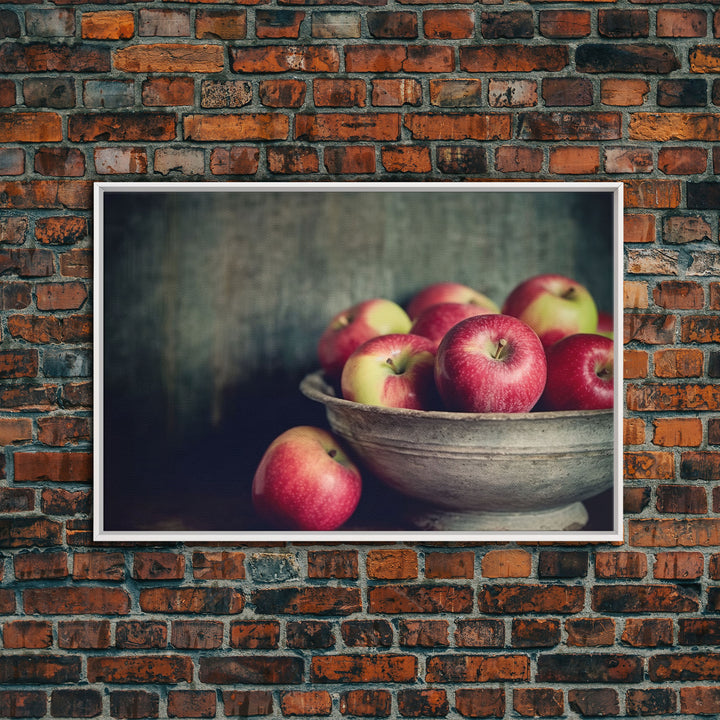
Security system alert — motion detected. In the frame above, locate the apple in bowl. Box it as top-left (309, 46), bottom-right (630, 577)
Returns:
top-left (341, 333), bottom-right (437, 410)
top-left (317, 299), bottom-right (412, 382)
top-left (501, 274), bottom-right (598, 349)
top-left (407, 281), bottom-right (499, 320)
top-left (540, 333), bottom-right (614, 411)
top-left (434, 314), bottom-right (547, 413)
top-left (252, 426), bottom-right (362, 531)
top-left (410, 301), bottom-right (497, 351)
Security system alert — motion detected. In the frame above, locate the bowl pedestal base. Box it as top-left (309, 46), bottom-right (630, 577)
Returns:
top-left (406, 501), bottom-right (589, 533)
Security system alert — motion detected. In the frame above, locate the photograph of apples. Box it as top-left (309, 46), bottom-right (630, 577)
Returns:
top-left (95, 181), bottom-right (623, 542)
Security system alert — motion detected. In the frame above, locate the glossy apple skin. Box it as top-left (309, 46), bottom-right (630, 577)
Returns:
top-left (341, 333), bottom-right (437, 410)
top-left (596, 310), bottom-right (614, 339)
top-left (435, 314), bottom-right (547, 413)
top-left (501, 274), bottom-right (598, 349)
top-left (318, 299), bottom-right (412, 382)
top-left (539, 333), bottom-right (614, 411)
top-left (407, 282), bottom-right (499, 320)
top-left (411, 301), bottom-right (497, 351)
top-left (252, 426), bottom-right (362, 531)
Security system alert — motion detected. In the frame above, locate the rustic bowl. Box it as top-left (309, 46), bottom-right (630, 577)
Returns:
top-left (300, 371), bottom-right (615, 533)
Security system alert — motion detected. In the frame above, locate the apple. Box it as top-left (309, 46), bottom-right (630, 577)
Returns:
top-left (435, 314), bottom-right (547, 413)
top-left (539, 333), bottom-right (614, 411)
top-left (341, 333), bottom-right (437, 410)
top-left (318, 299), bottom-right (412, 382)
top-left (501, 274), bottom-right (599, 349)
top-left (252, 426), bottom-right (362, 531)
top-left (597, 310), bottom-right (614, 339)
top-left (407, 282), bottom-right (499, 320)
top-left (410, 301), bottom-right (497, 351)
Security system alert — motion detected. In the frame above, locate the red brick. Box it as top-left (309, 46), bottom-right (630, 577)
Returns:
top-left (625, 313), bottom-right (676, 344)
top-left (539, 10), bottom-right (590, 38)
top-left (339, 690), bottom-right (391, 717)
top-left (81, 10), bottom-right (134, 39)
top-left (3, 620), bottom-right (52, 649)
top-left (488, 80), bottom-right (537, 108)
top-left (653, 417), bottom-right (703, 447)
top-left (171, 620), bottom-right (223, 650)
top-left (513, 688), bottom-right (564, 718)
top-left (73, 552), bottom-right (125, 581)
top-left (601, 78), bottom-right (650, 106)
top-left (426, 655), bottom-right (529, 683)
top-left (0, 656), bottom-right (81, 684)
top-left (267, 146), bottom-right (319, 174)
top-left (455, 619), bottom-right (504, 648)
top-left (654, 280), bottom-right (704, 308)
top-left (624, 450), bottom-right (675, 479)
top-left (565, 618), bottom-right (615, 647)
top-left (68, 113), bottom-right (176, 142)
top-left (367, 549), bottom-right (418, 579)
top-left (424, 551), bottom-right (474, 579)
top-left (116, 621), bottom-right (168, 649)
top-left (230, 621), bottom-right (280, 649)
top-left (280, 690), bottom-right (332, 717)
top-left (657, 9), bottom-right (707, 37)
top-left (455, 688), bottom-right (505, 718)
top-left (367, 11), bottom-right (417, 38)
top-left (35, 216), bottom-right (88, 245)
top-left (314, 78), bottom-right (365, 107)
top-left (0, 112), bottom-right (61, 142)
top-left (495, 146), bottom-right (543, 173)
top-left (0, 691), bottom-right (47, 718)
top-left (0, 148), bottom-right (24, 176)
top-left (549, 146), bottom-right (600, 174)
top-left (231, 45), bottom-right (339, 73)
top-left (381, 145), bottom-right (432, 173)
top-left (680, 686), bottom-right (720, 715)
top-left (0, 350), bottom-right (38, 379)
top-left (478, 585), bottom-right (584, 614)
top-left (624, 417), bottom-right (646, 445)
top-left (595, 551), bottom-right (647, 579)
top-left (629, 518), bottom-right (720, 547)
top-left (13, 551), bottom-right (68, 580)
top-left (134, 552), bottom-right (185, 580)
top-left (297, 112), bottom-right (399, 141)
top-left (167, 691), bottom-right (215, 719)
top-left (537, 654), bottom-right (643, 684)
top-left (399, 619), bottom-right (449, 647)
top-left (139, 587), bottom-right (244, 614)
top-left (286, 620), bottom-right (334, 649)
top-left (311, 654), bottom-right (416, 683)
top-left (200, 656), bottom-right (303, 685)
top-left (405, 113), bottom-right (510, 140)
top-left (0, 487), bottom-right (33, 514)
top-left (114, 44), bottom-right (223, 73)
top-left (460, 45), bottom-right (567, 72)
top-left (258, 79), bottom-right (306, 107)
top-left (88, 656), bottom-right (193, 684)
top-left (36, 281), bottom-right (88, 311)
top-left (24, 587), bottom-right (130, 615)
top-left (192, 551), bottom-right (245, 579)
top-left (543, 77), bottom-right (593, 106)
top-left (481, 549), bottom-right (531, 578)
top-left (185, 114), bottom-right (288, 141)
top-left (604, 146), bottom-right (653, 174)
top-left (13, 451), bottom-right (92, 483)
top-left (0, 80), bottom-right (15, 108)
top-left (0, 216), bottom-right (28, 245)
top-left (323, 143), bottom-right (374, 171)
top-left (594, 583), bottom-right (700, 614)
top-left (622, 618), bottom-right (673, 648)
top-left (630, 112), bottom-right (720, 141)
top-left (650, 653), bottom-right (720, 682)
top-left (371, 78), bottom-right (422, 107)
top-left (94, 146), bottom-right (148, 175)
top-left (679, 452), bottom-right (720, 483)
top-left (518, 112), bottom-right (621, 140)
top-left (368, 585), bottom-right (472, 614)
top-left (423, 9), bottom-right (474, 38)
top-left (345, 44), bottom-right (452, 73)
top-left (142, 77), bottom-right (195, 107)
top-left (0, 181), bottom-right (92, 210)
top-left (658, 146), bottom-right (707, 175)
top-left (626, 688), bottom-right (676, 716)
top-left (511, 619), bottom-right (561, 648)
top-left (654, 551), bottom-right (704, 580)
top-left (41, 487), bottom-right (89, 516)
top-left (209, 146), bottom-right (260, 175)
top-left (654, 348), bottom-right (704, 378)
top-left (397, 689), bottom-right (448, 718)
top-left (222, 691), bottom-right (273, 717)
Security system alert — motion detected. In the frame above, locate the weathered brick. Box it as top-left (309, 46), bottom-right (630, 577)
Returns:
top-left (286, 620), bottom-right (334, 649)
top-left (81, 10), bottom-right (134, 39)
top-left (138, 8), bottom-right (191, 36)
top-left (252, 586), bottom-right (359, 615)
top-left (576, 44), bottom-right (679, 74)
top-left (0, 656), bottom-right (81, 684)
top-left (549, 146), bottom-right (599, 174)
top-left (381, 144), bottom-right (431, 173)
top-left (425, 551), bottom-right (474, 579)
top-left (230, 621), bottom-right (280, 649)
top-left (258, 79), bottom-right (306, 107)
top-left (171, 620), bottom-right (223, 650)
top-left (488, 80), bottom-right (537, 108)
top-left (663, 217), bottom-right (712, 245)
top-left (658, 79), bottom-right (707, 108)
top-left (368, 585), bottom-right (473, 613)
top-left (142, 77), bottom-right (195, 107)
top-left (311, 12), bottom-right (361, 38)
top-left (83, 79), bottom-right (134, 109)
top-left (88, 656), bottom-right (193, 684)
top-left (495, 146), bottom-right (543, 173)
top-left (0, 216), bottom-right (28, 245)
top-left (3, 620), bottom-right (52, 649)
top-left (598, 9), bottom-right (649, 38)
top-left (140, 587), bottom-right (244, 614)
top-left (397, 689), bottom-right (448, 718)
top-left (116, 621), bottom-right (168, 649)
top-left (537, 654), bottom-right (642, 684)
top-left (185, 114), bottom-right (288, 141)
top-left (13, 451), bottom-right (92, 483)
top-left (209, 146), bottom-right (259, 175)
top-left (222, 691), bottom-right (273, 717)
top-left (543, 77), bottom-right (593, 106)
top-left (68, 113), bottom-right (176, 142)
top-left (0, 147), bottom-right (23, 175)
top-left (0, 43), bottom-right (110, 73)
top-left (325, 145), bottom-right (375, 173)
top-left (481, 549), bottom-right (531, 578)
top-left (653, 418), bottom-right (703, 447)
top-left (367, 11), bottom-right (417, 38)
top-left (511, 619), bottom-right (561, 648)
top-left (95, 147), bottom-right (149, 174)
top-left (134, 552), bottom-right (185, 580)
top-left (478, 585), bottom-right (584, 614)
top-left (481, 11), bottom-right (533, 38)
top-left (201, 656), bottom-right (303, 685)
top-left (192, 551), bottom-right (245, 580)
top-left (371, 78), bottom-right (421, 107)
top-left (630, 112), bottom-right (720, 141)
top-left (455, 688), bottom-right (505, 718)
top-left (114, 44), bottom-right (223, 73)
top-left (455, 619), bottom-right (504, 648)
top-left (426, 655), bottom-right (529, 683)
top-left (399, 619), bottom-right (449, 647)
top-left (604, 147), bottom-right (653, 174)
top-left (626, 688), bottom-right (676, 716)
top-left (298, 112), bottom-right (399, 141)
top-left (650, 653), bottom-right (720, 682)
top-left (196, 9), bottom-right (246, 39)
top-left (0, 112), bottom-right (61, 143)
top-left (518, 112), bottom-right (620, 141)
top-left (680, 686), bottom-right (720, 715)
top-left (267, 146), bottom-right (319, 174)
top-left (231, 45), bottom-right (339, 73)
top-left (423, 9), bottom-right (474, 38)
top-left (201, 79), bottom-right (252, 108)
top-left (14, 551), bottom-right (68, 580)
top-left (0, 691), bottom-right (46, 718)
top-left (567, 689), bottom-right (619, 718)
top-left (314, 78), bottom-right (365, 107)
top-left (460, 45), bottom-right (567, 72)
top-left (654, 348), bottom-right (704, 378)
top-left (513, 688), bottom-right (564, 718)
top-left (658, 8), bottom-right (707, 37)
top-left (109, 690), bottom-right (159, 719)
top-left (566, 618), bottom-right (615, 647)
top-left (167, 690), bottom-right (216, 719)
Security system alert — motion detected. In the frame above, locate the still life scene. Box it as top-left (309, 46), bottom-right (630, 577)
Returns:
top-left (97, 183), bottom-right (620, 541)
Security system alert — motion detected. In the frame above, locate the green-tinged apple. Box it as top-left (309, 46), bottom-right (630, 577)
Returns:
top-left (539, 333), bottom-right (614, 411)
top-left (407, 282), bottom-right (500, 320)
top-left (597, 311), bottom-right (614, 339)
top-left (252, 426), bottom-right (362, 531)
top-left (410, 301), bottom-right (498, 351)
top-left (341, 333), bottom-right (437, 410)
top-left (435, 314), bottom-right (547, 413)
top-left (318, 299), bottom-right (412, 382)
top-left (501, 274), bottom-right (599, 349)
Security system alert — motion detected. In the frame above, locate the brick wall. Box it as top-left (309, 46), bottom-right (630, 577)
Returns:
top-left (1, 0), bottom-right (720, 716)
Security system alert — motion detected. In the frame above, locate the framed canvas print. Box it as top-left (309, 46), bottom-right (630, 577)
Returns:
top-left (94, 181), bottom-right (623, 543)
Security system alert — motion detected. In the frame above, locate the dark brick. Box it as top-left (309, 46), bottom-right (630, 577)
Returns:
top-left (567, 689), bottom-right (619, 717)
top-left (481, 11), bottom-right (533, 38)
top-left (658, 79), bottom-right (707, 107)
top-left (50, 689), bottom-right (102, 718)
top-left (576, 44), bottom-right (680, 74)
top-left (437, 146), bottom-right (487, 174)
top-left (537, 654), bottom-right (643, 684)
top-left (598, 9), bottom-right (649, 38)
top-left (0, 656), bottom-right (81, 684)
top-left (538, 551), bottom-right (588, 578)
top-left (688, 182), bottom-right (720, 209)
top-left (0, 10), bottom-right (21, 38)
top-left (367, 11), bottom-right (417, 38)
top-left (109, 690), bottom-right (159, 719)
top-left (199, 656), bottom-right (303, 685)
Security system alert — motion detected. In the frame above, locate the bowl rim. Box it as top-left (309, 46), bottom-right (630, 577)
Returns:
top-left (300, 370), bottom-right (614, 422)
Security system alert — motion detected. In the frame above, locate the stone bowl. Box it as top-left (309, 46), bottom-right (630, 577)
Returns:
top-left (300, 371), bottom-right (615, 533)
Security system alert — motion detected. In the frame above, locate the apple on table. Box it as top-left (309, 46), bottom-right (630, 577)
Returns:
top-left (434, 313), bottom-right (547, 413)
top-left (502, 273), bottom-right (598, 349)
top-left (539, 333), bottom-right (614, 411)
top-left (252, 426), bottom-right (362, 531)
top-left (410, 301), bottom-right (498, 351)
top-left (317, 298), bottom-right (411, 382)
top-left (341, 333), bottom-right (437, 410)
top-left (407, 281), bottom-right (499, 320)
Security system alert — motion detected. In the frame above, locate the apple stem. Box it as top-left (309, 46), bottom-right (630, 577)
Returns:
top-left (327, 448), bottom-right (337, 459)
top-left (386, 357), bottom-right (401, 374)
top-left (562, 287), bottom-right (576, 300)
top-left (597, 364), bottom-right (613, 380)
top-left (492, 338), bottom-right (508, 361)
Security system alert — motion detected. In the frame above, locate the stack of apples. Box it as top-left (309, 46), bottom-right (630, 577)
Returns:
top-left (252, 275), bottom-right (614, 531)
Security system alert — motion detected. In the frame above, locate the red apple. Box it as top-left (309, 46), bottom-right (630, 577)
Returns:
top-left (597, 310), bottom-right (614, 339)
top-left (435, 314), bottom-right (547, 413)
top-left (318, 299), bottom-right (412, 382)
top-left (252, 426), bottom-right (362, 531)
top-left (410, 301), bottom-right (497, 351)
top-left (501, 274), bottom-right (599, 349)
top-left (539, 333), bottom-right (614, 411)
top-left (407, 282), bottom-right (499, 320)
top-left (341, 333), bottom-right (437, 410)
